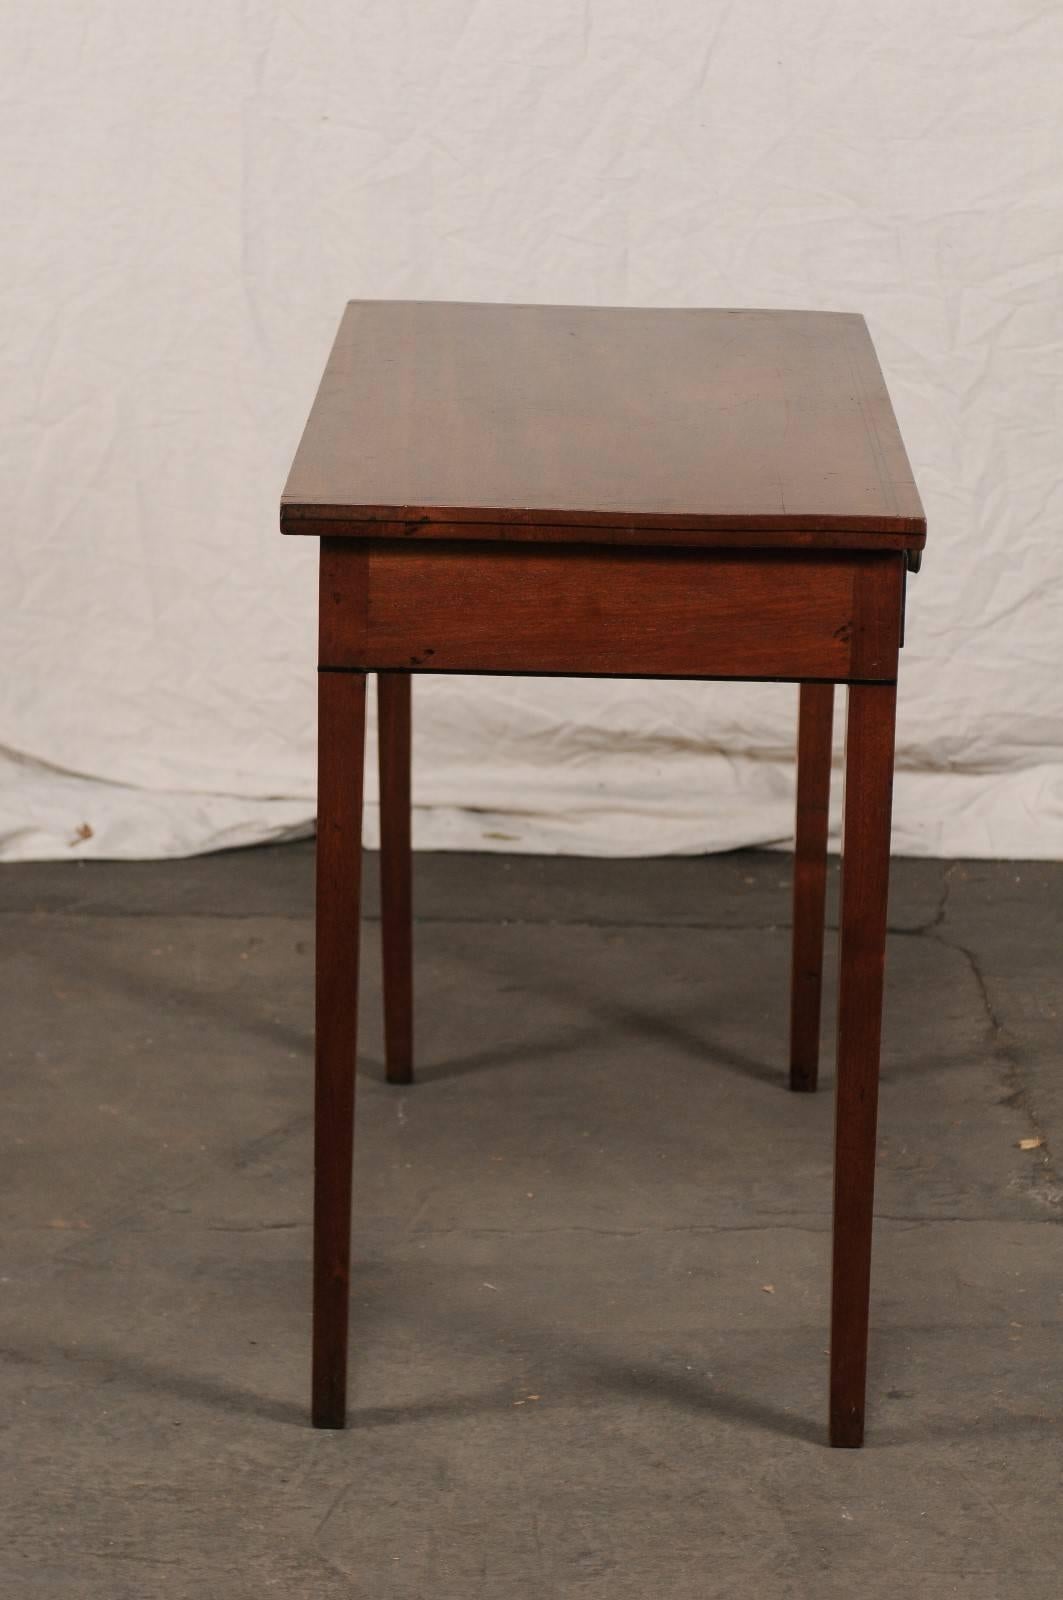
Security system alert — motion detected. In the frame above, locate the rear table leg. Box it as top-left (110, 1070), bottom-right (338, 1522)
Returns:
top-left (790, 683), bottom-right (835, 1092)
top-left (378, 672), bottom-right (414, 1086)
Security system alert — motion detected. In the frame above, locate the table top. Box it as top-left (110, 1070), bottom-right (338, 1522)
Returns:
top-left (282, 301), bottom-right (925, 558)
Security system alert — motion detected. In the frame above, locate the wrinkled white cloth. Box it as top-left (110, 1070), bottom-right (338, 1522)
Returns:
top-left (3, 2), bottom-right (1062, 862)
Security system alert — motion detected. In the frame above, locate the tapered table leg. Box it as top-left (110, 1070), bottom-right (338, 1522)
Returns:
top-left (312, 668), bottom-right (367, 1429)
top-left (789, 683), bottom-right (835, 1092)
top-left (829, 680), bottom-right (897, 1448)
top-left (378, 672), bottom-right (413, 1086)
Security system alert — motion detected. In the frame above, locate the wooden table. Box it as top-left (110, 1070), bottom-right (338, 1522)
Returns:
top-left (282, 301), bottom-right (926, 1447)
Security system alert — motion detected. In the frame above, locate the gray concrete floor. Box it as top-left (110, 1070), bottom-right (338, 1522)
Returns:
top-left (1, 845), bottom-right (1061, 1598)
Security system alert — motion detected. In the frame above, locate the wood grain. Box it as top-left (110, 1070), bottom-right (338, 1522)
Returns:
top-left (282, 301), bottom-right (926, 557)
top-left (830, 680), bottom-right (897, 1448)
top-left (286, 514), bottom-right (922, 560)
top-left (319, 541), bottom-right (903, 684)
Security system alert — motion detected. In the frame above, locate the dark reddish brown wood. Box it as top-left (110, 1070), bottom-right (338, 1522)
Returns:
top-left (319, 540), bottom-right (902, 684)
top-left (790, 683), bottom-right (835, 1092)
top-left (830, 680), bottom-right (898, 1448)
top-left (377, 672), bottom-right (413, 1086)
top-left (282, 302), bottom-right (925, 557)
top-left (319, 543), bottom-right (368, 663)
top-left (286, 513), bottom-right (921, 560)
top-left (312, 668), bottom-right (367, 1429)
top-left (851, 553), bottom-right (906, 677)
top-left (289, 298), bottom-right (921, 1443)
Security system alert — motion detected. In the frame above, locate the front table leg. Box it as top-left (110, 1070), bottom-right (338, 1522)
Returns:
top-left (830, 680), bottom-right (897, 1447)
top-left (313, 668), bottom-right (367, 1428)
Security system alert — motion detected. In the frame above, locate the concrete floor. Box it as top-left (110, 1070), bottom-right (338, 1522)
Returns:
top-left (1, 845), bottom-right (1061, 1597)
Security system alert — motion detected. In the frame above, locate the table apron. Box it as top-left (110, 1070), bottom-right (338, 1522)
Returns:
top-left (318, 539), bottom-right (903, 683)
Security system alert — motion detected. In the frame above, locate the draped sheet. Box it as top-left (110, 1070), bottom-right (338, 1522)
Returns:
top-left (4, 1), bottom-right (1062, 861)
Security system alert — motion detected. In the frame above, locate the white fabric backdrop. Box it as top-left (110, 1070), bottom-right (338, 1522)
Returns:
top-left (3, 1), bottom-right (1063, 862)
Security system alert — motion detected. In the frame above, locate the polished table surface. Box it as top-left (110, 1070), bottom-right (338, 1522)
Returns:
top-left (282, 300), bottom-right (925, 558)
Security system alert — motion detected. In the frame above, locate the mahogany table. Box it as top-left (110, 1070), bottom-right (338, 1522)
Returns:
top-left (281, 300), bottom-right (926, 1447)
